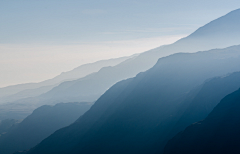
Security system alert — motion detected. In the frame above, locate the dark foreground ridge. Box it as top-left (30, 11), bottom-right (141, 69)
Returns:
top-left (164, 88), bottom-right (240, 154)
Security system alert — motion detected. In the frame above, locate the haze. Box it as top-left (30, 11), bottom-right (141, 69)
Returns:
top-left (1, 1), bottom-right (240, 154)
top-left (1, 0), bottom-right (240, 87)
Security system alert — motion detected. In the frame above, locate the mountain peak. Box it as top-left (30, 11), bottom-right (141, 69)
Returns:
top-left (188, 8), bottom-right (240, 39)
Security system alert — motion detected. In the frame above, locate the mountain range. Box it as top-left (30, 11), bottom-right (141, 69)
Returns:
top-left (2, 9), bottom-right (240, 121)
top-left (24, 44), bottom-right (240, 154)
top-left (34, 8), bottom-right (240, 104)
top-left (0, 56), bottom-right (131, 102)
top-left (0, 8), bottom-right (240, 154)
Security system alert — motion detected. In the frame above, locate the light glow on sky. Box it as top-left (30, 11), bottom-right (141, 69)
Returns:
top-left (1, 0), bottom-right (240, 87)
top-left (0, 35), bottom-right (185, 87)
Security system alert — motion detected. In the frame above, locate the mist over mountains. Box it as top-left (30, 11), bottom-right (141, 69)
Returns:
top-left (0, 56), bottom-right (130, 101)
top-left (24, 45), bottom-right (240, 154)
top-left (0, 102), bottom-right (92, 154)
top-left (1, 7), bottom-right (240, 154)
top-left (0, 56), bottom-right (133, 120)
top-left (1, 9), bottom-right (240, 121)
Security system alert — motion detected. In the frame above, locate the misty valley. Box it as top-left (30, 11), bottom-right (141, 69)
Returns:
top-left (1, 3), bottom-right (240, 154)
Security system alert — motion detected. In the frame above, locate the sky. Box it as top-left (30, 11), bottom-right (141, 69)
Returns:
top-left (1, 0), bottom-right (240, 87)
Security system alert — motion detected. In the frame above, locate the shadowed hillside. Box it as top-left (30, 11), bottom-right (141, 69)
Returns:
top-left (164, 88), bottom-right (240, 154)
top-left (0, 102), bottom-right (92, 154)
top-left (25, 45), bottom-right (240, 154)
top-left (154, 71), bottom-right (240, 153)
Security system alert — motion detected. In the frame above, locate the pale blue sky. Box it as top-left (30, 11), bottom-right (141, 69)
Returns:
top-left (1, 0), bottom-right (240, 87)
top-left (1, 0), bottom-right (240, 44)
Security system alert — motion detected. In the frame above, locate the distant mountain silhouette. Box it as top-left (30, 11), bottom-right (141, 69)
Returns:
top-left (164, 88), bottom-right (240, 154)
top-left (2, 9), bottom-right (240, 121)
top-left (11, 8), bottom-right (240, 106)
top-left (171, 8), bottom-right (240, 52)
top-left (0, 102), bottom-right (92, 154)
top-left (0, 56), bottom-right (131, 102)
top-left (24, 45), bottom-right (240, 154)
top-left (0, 85), bottom-right (55, 105)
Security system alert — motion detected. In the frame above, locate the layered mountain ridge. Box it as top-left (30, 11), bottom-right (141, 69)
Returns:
top-left (1, 9), bottom-right (240, 121)
top-left (23, 8), bottom-right (240, 105)
top-left (0, 102), bottom-right (92, 154)
top-left (3, 8), bottom-right (240, 154)
top-left (25, 44), bottom-right (240, 154)
top-left (164, 88), bottom-right (240, 154)
top-left (0, 56), bottom-right (131, 102)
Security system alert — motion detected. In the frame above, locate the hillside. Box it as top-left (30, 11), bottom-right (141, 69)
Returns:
top-left (25, 45), bottom-right (240, 154)
top-left (2, 9), bottom-right (240, 120)
top-left (19, 8), bottom-right (240, 105)
top-left (164, 88), bottom-right (240, 154)
top-left (0, 102), bottom-right (92, 154)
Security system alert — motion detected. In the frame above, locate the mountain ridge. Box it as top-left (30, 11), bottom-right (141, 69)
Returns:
top-left (164, 87), bottom-right (240, 154)
top-left (25, 44), bottom-right (240, 154)
top-left (0, 56), bottom-right (131, 100)
top-left (0, 102), bottom-right (92, 154)
top-left (2, 9), bottom-right (240, 121)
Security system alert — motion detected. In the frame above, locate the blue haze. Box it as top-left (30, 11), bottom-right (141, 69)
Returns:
top-left (1, 0), bottom-right (240, 44)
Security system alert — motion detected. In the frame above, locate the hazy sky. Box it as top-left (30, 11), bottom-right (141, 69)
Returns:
top-left (1, 0), bottom-right (240, 87)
